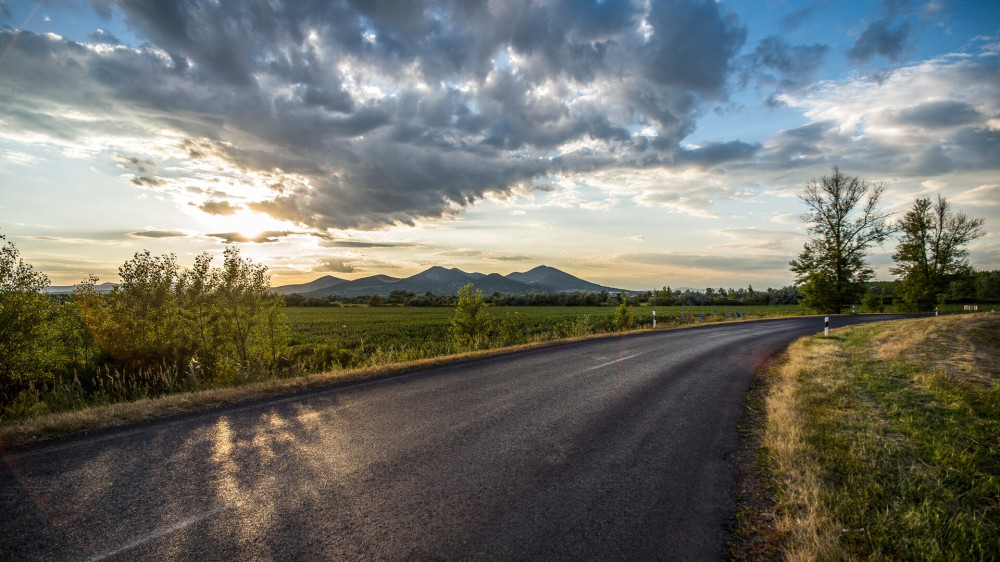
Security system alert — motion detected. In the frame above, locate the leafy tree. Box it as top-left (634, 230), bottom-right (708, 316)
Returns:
top-left (861, 287), bottom-right (885, 313)
top-left (977, 270), bottom-right (1000, 301)
top-left (789, 167), bottom-right (894, 313)
top-left (0, 234), bottom-right (54, 407)
top-left (76, 247), bottom-right (287, 379)
top-left (77, 251), bottom-right (186, 369)
top-left (891, 196), bottom-right (985, 311)
top-left (450, 283), bottom-right (491, 350)
top-left (215, 246), bottom-right (287, 373)
top-left (651, 286), bottom-right (674, 306)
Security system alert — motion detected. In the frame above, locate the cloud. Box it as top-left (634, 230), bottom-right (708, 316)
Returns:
top-left (0, 0), bottom-right (753, 233)
top-left (744, 36), bottom-right (830, 92)
top-left (206, 231), bottom-right (293, 244)
top-left (323, 240), bottom-right (419, 248)
top-left (129, 230), bottom-right (186, 238)
top-left (438, 249), bottom-right (482, 257)
top-left (773, 48), bottom-right (1000, 176)
top-left (313, 258), bottom-right (355, 274)
top-left (199, 200), bottom-right (240, 216)
top-left (953, 184), bottom-right (1000, 207)
top-left (130, 175), bottom-right (165, 187)
top-left (847, 18), bottom-right (910, 63)
top-left (487, 254), bottom-right (532, 262)
top-left (676, 140), bottom-right (760, 168)
top-left (894, 101), bottom-right (981, 128)
top-left (779, 2), bottom-right (825, 32)
top-left (619, 251), bottom-right (791, 272)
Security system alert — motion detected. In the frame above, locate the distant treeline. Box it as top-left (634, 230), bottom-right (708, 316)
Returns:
top-left (283, 271), bottom-right (1000, 309)
top-left (284, 285), bottom-right (804, 307)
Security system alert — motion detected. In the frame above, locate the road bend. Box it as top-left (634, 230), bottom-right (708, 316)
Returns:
top-left (1, 314), bottom-right (908, 561)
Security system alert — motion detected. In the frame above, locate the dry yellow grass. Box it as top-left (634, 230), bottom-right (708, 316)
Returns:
top-left (871, 313), bottom-right (1000, 385)
top-left (763, 338), bottom-right (848, 561)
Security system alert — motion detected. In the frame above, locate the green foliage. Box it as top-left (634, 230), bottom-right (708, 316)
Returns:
top-left (450, 283), bottom-right (492, 350)
top-left (612, 297), bottom-right (634, 331)
top-left (0, 234), bottom-right (55, 405)
top-left (496, 311), bottom-right (526, 346)
top-left (651, 286), bottom-right (675, 306)
top-left (861, 286), bottom-right (885, 313)
top-left (891, 196), bottom-right (985, 312)
top-left (75, 247), bottom-right (287, 382)
top-left (977, 270), bottom-right (1000, 301)
top-left (790, 167), bottom-right (893, 313)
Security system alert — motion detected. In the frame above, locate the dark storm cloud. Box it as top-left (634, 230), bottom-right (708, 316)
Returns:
top-left (895, 101), bottom-right (981, 129)
top-left (760, 121), bottom-right (840, 169)
top-left (744, 36), bottom-right (829, 91)
top-left (847, 18), bottom-right (910, 63)
top-left (3, 0), bottom-right (751, 230)
top-left (640, 0), bottom-right (746, 92)
top-left (905, 144), bottom-right (954, 176)
top-left (675, 140), bottom-right (760, 168)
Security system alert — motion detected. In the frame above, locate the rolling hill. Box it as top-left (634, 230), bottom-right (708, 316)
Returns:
top-left (277, 265), bottom-right (627, 298)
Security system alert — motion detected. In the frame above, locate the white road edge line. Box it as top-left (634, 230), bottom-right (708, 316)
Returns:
top-left (87, 502), bottom-right (236, 562)
top-left (587, 353), bottom-right (642, 371)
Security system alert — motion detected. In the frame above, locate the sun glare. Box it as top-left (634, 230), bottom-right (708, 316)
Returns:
top-left (201, 210), bottom-right (296, 242)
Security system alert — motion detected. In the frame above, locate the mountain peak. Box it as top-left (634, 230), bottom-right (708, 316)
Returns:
top-left (273, 264), bottom-right (626, 298)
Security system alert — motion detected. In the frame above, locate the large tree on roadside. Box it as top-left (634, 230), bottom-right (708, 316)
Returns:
top-left (0, 234), bottom-right (55, 408)
top-left (789, 167), bottom-right (894, 313)
top-left (891, 196), bottom-right (985, 311)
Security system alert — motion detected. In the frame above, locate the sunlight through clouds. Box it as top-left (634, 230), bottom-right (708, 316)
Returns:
top-left (1, 1), bottom-right (997, 289)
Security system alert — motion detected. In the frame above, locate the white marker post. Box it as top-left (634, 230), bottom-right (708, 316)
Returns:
top-left (652, 310), bottom-right (657, 328)
top-left (824, 316), bottom-right (830, 337)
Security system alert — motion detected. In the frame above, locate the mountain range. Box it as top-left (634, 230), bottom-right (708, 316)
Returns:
top-left (272, 265), bottom-right (628, 298)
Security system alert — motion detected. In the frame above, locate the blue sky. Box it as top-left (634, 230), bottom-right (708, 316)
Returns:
top-left (1, 0), bottom-right (998, 290)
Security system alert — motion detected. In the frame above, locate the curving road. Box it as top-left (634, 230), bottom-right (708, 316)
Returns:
top-left (1, 314), bottom-right (907, 561)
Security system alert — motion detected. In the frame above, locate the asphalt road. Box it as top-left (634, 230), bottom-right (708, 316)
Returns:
top-left (1, 314), bottom-right (908, 561)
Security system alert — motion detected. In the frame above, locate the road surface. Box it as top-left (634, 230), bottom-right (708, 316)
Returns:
top-left (1, 314), bottom-right (907, 561)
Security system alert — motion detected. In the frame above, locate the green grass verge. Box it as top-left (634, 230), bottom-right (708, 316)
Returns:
top-left (762, 314), bottom-right (999, 560)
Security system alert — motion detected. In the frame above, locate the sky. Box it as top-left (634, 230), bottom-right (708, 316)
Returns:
top-left (1, 0), bottom-right (998, 291)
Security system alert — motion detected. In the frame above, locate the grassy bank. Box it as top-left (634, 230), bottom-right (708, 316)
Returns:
top-left (755, 314), bottom-right (999, 560)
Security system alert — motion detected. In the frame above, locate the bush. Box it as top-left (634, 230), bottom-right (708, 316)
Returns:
top-left (612, 298), bottom-right (634, 331)
top-left (450, 283), bottom-right (492, 350)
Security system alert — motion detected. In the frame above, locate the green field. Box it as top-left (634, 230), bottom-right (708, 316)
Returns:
top-left (285, 304), bottom-right (809, 368)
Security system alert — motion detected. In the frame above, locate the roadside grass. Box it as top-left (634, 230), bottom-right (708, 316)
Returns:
top-left (760, 314), bottom-right (999, 560)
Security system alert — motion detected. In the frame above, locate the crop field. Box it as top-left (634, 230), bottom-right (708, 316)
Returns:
top-left (285, 304), bottom-right (810, 367)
